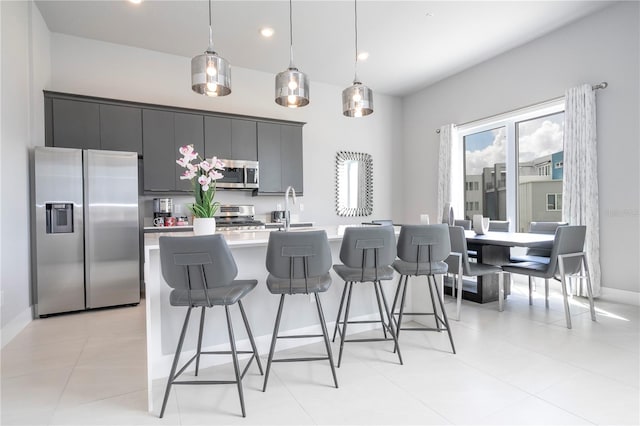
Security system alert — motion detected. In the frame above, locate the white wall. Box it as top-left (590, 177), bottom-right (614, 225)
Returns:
top-left (49, 34), bottom-right (404, 226)
top-left (1, 0), bottom-right (51, 344)
top-left (402, 2), bottom-right (639, 293)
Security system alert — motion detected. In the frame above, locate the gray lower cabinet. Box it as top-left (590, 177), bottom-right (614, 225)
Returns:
top-left (256, 122), bottom-right (303, 194)
top-left (51, 98), bottom-right (101, 150)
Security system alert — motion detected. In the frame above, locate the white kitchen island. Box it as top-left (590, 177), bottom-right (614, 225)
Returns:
top-left (143, 225), bottom-right (402, 412)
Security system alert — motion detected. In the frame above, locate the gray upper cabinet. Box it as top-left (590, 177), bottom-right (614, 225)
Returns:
top-left (256, 123), bottom-right (282, 193)
top-left (256, 122), bottom-right (303, 195)
top-left (99, 104), bottom-right (142, 154)
top-left (281, 124), bottom-right (303, 194)
top-left (204, 116), bottom-right (232, 159)
top-left (204, 117), bottom-right (257, 161)
top-left (51, 99), bottom-right (101, 150)
top-left (142, 109), bottom-right (175, 192)
top-left (174, 113), bottom-right (204, 192)
top-left (231, 119), bottom-right (257, 160)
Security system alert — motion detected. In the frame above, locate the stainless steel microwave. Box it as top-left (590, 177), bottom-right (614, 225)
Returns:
top-left (217, 159), bottom-right (259, 189)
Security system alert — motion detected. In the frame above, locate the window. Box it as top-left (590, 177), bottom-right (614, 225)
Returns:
top-left (459, 101), bottom-right (564, 232)
top-left (473, 181), bottom-right (479, 191)
top-left (547, 193), bottom-right (562, 211)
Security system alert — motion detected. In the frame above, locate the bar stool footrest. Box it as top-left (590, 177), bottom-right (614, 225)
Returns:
top-left (272, 356), bottom-right (331, 363)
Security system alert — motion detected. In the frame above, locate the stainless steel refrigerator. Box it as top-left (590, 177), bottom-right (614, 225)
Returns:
top-left (31, 147), bottom-right (140, 317)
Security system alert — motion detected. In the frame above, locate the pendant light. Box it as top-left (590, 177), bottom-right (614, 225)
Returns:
top-left (275, 0), bottom-right (309, 108)
top-left (191, 0), bottom-right (231, 97)
top-left (342, 0), bottom-right (373, 117)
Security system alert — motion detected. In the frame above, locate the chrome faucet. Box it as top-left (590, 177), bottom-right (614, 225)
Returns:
top-left (284, 185), bottom-right (296, 231)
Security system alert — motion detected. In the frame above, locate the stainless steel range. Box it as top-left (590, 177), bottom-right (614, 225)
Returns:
top-left (214, 205), bottom-right (265, 231)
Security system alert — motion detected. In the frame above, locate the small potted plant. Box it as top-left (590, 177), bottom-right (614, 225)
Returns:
top-left (176, 144), bottom-right (225, 235)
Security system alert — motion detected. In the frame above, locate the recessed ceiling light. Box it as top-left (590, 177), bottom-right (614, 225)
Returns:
top-left (357, 51), bottom-right (369, 61)
top-left (128, 0), bottom-right (143, 4)
top-left (260, 27), bottom-right (275, 38)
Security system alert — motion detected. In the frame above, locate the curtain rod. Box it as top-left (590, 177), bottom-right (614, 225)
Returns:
top-left (435, 81), bottom-right (608, 133)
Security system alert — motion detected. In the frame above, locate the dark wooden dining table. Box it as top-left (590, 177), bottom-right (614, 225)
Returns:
top-left (458, 230), bottom-right (555, 303)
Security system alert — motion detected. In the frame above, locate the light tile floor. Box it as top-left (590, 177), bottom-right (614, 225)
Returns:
top-left (2, 279), bottom-right (639, 425)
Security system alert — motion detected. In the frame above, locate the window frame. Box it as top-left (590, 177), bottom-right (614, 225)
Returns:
top-left (457, 99), bottom-right (565, 231)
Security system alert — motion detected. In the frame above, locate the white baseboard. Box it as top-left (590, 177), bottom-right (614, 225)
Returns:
top-left (599, 287), bottom-right (640, 306)
top-left (1, 307), bottom-right (33, 349)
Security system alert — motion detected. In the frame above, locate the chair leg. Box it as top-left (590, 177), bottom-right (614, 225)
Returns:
top-left (393, 276), bottom-right (408, 354)
top-left (225, 306), bottom-right (246, 418)
top-left (545, 279), bottom-right (550, 308)
top-left (332, 282), bottom-right (348, 342)
top-left (376, 281), bottom-right (403, 365)
top-left (431, 275), bottom-right (456, 354)
top-left (558, 258), bottom-right (572, 329)
top-left (498, 272), bottom-right (504, 312)
top-left (195, 306), bottom-right (206, 376)
top-left (427, 275), bottom-right (442, 332)
top-left (263, 294), bottom-right (285, 392)
top-left (451, 267), bottom-right (463, 321)
top-left (238, 300), bottom-right (264, 375)
top-left (160, 307), bottom-right (192, 418)
top-left (390, 275), bottom-right (406, 330)
top-left (373, 280), bottom-right (389, 339)
top-left (581, 254), bottom-right (597, 322)
top-left (528, 276), bottom-right (533, 305)
top-left (337, 282), bottom-right (354, 368)
top-left (315, 294), bottom-right (339, 388)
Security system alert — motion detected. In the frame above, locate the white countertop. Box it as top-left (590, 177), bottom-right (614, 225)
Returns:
top-left (144, 224), bottom-right (399, 250)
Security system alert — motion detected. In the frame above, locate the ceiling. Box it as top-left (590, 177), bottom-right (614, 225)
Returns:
top-left (35, 0), bottom-right (613, 96)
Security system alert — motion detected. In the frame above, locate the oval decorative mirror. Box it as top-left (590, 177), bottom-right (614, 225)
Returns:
top-left (335, 151), bottom-right (373, 216)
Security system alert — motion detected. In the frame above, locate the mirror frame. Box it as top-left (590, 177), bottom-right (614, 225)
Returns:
top-left (335, 151), bottom-right (373, 216)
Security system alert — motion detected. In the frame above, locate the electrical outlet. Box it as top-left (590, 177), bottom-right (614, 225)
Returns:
top-left (299, 203), bottom-right (304, 212)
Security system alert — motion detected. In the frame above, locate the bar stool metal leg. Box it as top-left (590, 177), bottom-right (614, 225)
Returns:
top-left (376, 281), bottom-right (403, 365)
top-left (263, 294), bottom-right (285, 392)
top-left (238, 300), bottom-right (264, 375)
top-left (315, 294), bottom-right (339, 388)
top-left (373, 281), bottom-right (389, 340)
top-left (160, 307), bottom-right (192, 418)
top-left (430, 275), bottom-right (456, 354)
top-left (225, 305), bottom-right (246, 417)
top-left (195, 306), bottom-right (206, 376)
top-left (332, 282), bottom-right (349, 342)
top-left (337, 282), bottom-right (354, 368)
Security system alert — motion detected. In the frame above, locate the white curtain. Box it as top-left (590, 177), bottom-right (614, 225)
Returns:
top-left (563, 84), bottom-right (601, 297)
top-left (437, 124), bottom-right (453, 222)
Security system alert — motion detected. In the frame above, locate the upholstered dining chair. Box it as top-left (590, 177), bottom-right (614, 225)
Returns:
top-left (502, 225), bottom-right (596, 329)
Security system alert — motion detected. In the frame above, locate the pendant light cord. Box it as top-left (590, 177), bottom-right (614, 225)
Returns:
top-left (288, 0), bottom-right (295, 68)
top-left (207, 0), bottom-right (214, 52)
top-left (353, 0), bottom-right (359, 83)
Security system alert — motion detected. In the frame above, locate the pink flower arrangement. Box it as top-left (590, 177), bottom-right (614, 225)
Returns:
top-left (176, 145), bottom-right (225, 218)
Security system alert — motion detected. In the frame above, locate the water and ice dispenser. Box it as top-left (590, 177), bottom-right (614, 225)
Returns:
top-left (45, 203), bottom-right (74, 234)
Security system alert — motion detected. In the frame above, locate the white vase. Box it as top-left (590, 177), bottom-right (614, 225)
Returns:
top-left (193, 217), bottom-right (216, 235)
top-left (472, 214), bottom-right (490, 235)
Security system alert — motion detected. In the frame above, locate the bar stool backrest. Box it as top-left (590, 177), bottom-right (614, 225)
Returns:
top-left (396, 224), bottom-right (451, 264)
top-left (339, 226), bottom-right (396, 270)
top-left (159, 235), bottom-right (238, 292)
top-left (266, 230), bottom-right (332, 281)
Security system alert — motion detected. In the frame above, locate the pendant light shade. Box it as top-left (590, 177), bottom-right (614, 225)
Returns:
top-left (343, 0), bottom-right (373, 117)
top-left (191, 0), bottom-right (231, 97)
top-left (275, 0), bottom-right (310, 108)
top-left (342, 82), bottom-right (373, 117)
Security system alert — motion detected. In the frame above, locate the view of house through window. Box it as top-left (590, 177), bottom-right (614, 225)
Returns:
top-left (460, 104), bottom-right (564, 232)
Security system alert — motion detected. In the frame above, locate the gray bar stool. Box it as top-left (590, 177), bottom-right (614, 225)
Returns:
top-left (158, 234), bottom-right (263, 418)
top-left (391, 224), bottom-right (456, 354)
top-left (332, 225), bottom-right (402, 367)
top-left (262, 230), bottom-right (338, 391)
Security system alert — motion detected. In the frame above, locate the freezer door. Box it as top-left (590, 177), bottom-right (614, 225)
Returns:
top-left (33, 147), bottom-right (85, 316)
top-left (85, 150), bottom-right (140, 308)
